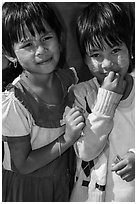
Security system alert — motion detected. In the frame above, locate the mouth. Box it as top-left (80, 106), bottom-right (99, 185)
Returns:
top-left (100, 71), bottom-right (120, 77)
top-left (99, 73), bottom-right (108, 77)
top-left (37, 57), bottom-right (52, 65)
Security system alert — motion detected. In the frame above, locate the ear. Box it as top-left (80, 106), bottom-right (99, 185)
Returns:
top-left (5, 55), bottom-right (17, 64)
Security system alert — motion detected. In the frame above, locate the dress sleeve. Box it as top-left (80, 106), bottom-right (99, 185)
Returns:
top-left (2, 89), bottom-right (33, 138)
top-left (73, 81), bottom-right (122, 161)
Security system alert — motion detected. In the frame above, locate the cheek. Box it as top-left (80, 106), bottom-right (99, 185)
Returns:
top-left (52, 42), bottom-right (60, 60)
top-left (15, 50), bottom-right (33, 66)
top-left (55, 46), bottom-right (60, 61)
top-left (117, 54), bottom-right (129, 69)
top-left (17, 55), bottom-right (29, 67)
top-left (88, 59), bottom-right (100, 73)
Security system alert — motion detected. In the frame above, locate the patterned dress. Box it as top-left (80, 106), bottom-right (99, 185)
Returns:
top-left (2, 67), bottom-right (78, 202)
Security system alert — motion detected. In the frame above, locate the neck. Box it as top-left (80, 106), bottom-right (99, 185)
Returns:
top-left (23, 70), bottom-right (55, 88)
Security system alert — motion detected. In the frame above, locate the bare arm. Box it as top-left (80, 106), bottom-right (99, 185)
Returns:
top-left (8, 134), bottom-right (71, 174)
top-left (7, 107), bottom-right (85, 174)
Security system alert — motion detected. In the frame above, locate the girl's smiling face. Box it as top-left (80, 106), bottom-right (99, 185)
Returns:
top-left (13, 23), bottom-right (60, 75)
top-left (85, 40), bottom-right (130, 84)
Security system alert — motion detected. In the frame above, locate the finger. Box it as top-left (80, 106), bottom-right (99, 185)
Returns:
top-left (67, 106), bottom-right (82, 117)
top-left (76, 121), bottom-right (85, 129)
top-left (111, 160), bottom-right (126, 171)
top-left (109, 73), bottom-right (120, 87)
top-left (116, 166), bottom-right (128, 176)
top-left (123, 175), bottom-right (135, 182)
top-left (66, 107), bottom-right (78, 116)
top-left (72, 111), bottom-right (84, 121)
top-left (73, 106), bottom-right (84, 115)
top-left (121, 173), bottom-right (129, 180)
top-left (64, 106), bottom-right (72, 116)
top-left (121, 173), bottom-right (134, 182)
top-left (112, 72), bottom-right (120, 83)
top-left (73, 115), bottom-right (85, 126)
top-left (107, 71), bottom-right (115, 81)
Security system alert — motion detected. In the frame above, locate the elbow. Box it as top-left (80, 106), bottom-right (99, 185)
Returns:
top-left (75, 138), bottom-right (107, 161)
top-left (77, 146), bottom-right (103, 161)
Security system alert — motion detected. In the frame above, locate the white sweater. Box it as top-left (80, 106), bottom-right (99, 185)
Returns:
top-left (70, 76), bottom-right (135, 202)
top-left (105, 79), bottom-right (135, 201)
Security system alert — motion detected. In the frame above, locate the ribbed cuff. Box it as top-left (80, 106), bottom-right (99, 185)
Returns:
top-left (92, 88), bottom-right (122, 116)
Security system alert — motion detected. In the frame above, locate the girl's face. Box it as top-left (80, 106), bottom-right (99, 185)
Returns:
top-left (85, 40), bottom-right (130, 84)
top-left (13, 24), bottom-right (60, 75)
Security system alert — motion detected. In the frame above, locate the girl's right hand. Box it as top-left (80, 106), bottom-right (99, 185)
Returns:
top-left (111, 152), bottom-right (135, 182)
top-left (101, 71), bottom-right (126, 95)
top-left (64, 107), bottom-right (85, 144)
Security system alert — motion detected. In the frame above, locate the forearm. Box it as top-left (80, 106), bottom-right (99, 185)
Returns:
top-left (74, 88), bottom-right (122, 161)
top-left (9, 134), bottom-right (74, 174)
top-left (8, 106), bottom-right (84, 174)
top-left (74, 115), bottom-right (112, 161)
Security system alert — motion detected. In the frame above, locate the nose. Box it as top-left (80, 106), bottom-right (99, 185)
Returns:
top-left (35, 43), bottom-right (47, 56)
top-left (102, 58), bottom-right (113, 71)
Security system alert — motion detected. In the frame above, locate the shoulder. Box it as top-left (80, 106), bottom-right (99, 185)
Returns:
top-left (73, 78), bottom-right (98, 98)
top-left (2, 85), bottom-right (30, 119)
top-left (2, 86), bottom-right (33, 137)
top-left (3, 76), bottom-right (28, 113)
top-left (71, 78), bottom-right (98, 112)
top-left (2, 85), bottom-right (19, 107)
top-left (57, 67), bottom-right (78, 85)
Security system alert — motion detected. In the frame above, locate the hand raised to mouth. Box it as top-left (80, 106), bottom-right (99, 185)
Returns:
top-left (101, 71), bottom-right (126, 95)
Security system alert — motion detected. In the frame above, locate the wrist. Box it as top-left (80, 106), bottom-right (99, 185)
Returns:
top-left (63, 133), bottom-right (74, 145)
top-left (93, 88), bottom-right (122, 116)
top-left (59, 134), bottom-right (74, 153)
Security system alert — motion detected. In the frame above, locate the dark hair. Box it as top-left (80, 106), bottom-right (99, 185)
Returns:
top-left (2, 2), bottom-right (65, 59)
top-left (76, 2), bottom-right (134, 72)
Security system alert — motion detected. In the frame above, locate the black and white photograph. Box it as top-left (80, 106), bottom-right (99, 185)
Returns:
top-left (2, 2), bottom-right (135, 202)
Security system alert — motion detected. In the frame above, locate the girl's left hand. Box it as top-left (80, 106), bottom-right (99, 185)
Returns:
top-left (111, 152), bottom-right (135, 182)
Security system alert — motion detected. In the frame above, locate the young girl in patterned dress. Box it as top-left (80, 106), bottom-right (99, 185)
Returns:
top-left (2, 2), bottom-right (85, 201)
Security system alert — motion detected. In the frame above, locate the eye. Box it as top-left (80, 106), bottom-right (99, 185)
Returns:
top-left (90, 53), bottom-right (100, 58)
top-left (22, 42), bottom-right (33, 48)
top-left (112, 47), bottom-right (121, 54)
top-left (42, 35), bottom-right (53, 42)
